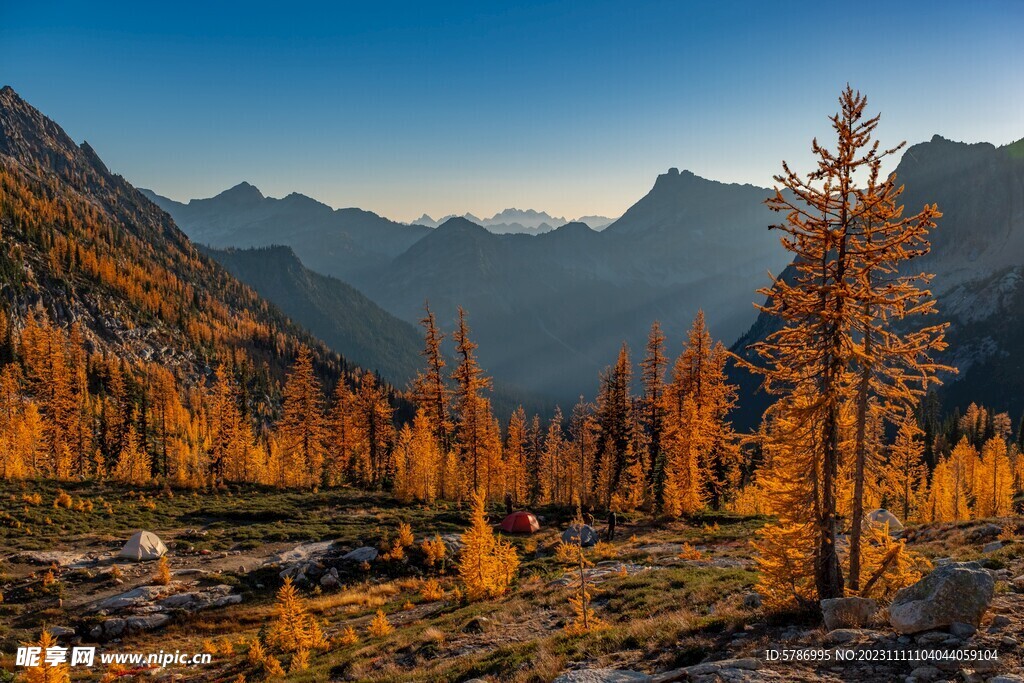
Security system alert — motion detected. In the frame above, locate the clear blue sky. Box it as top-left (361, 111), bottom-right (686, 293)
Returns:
top-left (3, 1), bottom-right (1023, 222)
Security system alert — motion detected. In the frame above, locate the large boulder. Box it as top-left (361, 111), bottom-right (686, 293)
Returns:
top-left (889, 562), bottom-right (994, 634)
top-left (820, 596), bottom-right (878, 631)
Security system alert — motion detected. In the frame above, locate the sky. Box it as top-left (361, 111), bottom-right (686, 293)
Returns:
top-left (3, 1), bottom-right (1023, 223)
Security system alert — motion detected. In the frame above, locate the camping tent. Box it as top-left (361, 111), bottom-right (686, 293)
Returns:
top-left (864, 509), bottom-right (904, 534)
top-left (500, 511), bottom-right (540, 534)
top-left (119, 531), bottom-right (168, 561)
top-left (561, 524), bottom-right (599, 547)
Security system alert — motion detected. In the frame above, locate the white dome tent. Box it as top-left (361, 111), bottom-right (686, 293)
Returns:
top-left (864, 508), bottom-right (904, 534)
top-left (119, 530), bottom-right (168, 561)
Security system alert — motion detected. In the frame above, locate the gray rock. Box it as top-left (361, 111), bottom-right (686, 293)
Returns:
top-left (272, 540), bottom-right (335, 565)
top-left (989, 615), bottom-right (1012, 629)
top-left (320, 573), bottom-right (339, 588)
top-left (102, 619), bottom-right (126, 637)
top-left (890, 562), bottom-right (994, 634)
top-left (552, 670), bottom-right (651, 683)
top-left (988, 676), bottom-right (1024, 683)
top-left (92, 586), bottom-right (172, 613)
top-left (915, 631), bottom-right (951, 645)
top-left (13, 550), bottom-right (89, 566)
top-left (159, 585), bottom-right (239, 611)
top-left (685, 658), bottom-right (760, 676)
top-left (950, 621), bottom-right (977, 637)
top-left (48, 626), bottom-right (76, 638)
top-left (125, 614), bottom-right (170, 633)
top-left (825, 628), bottom-right (872, 644)
top-left (968, 524), bottom-right (1002, 542)
top-left (982, 541), bottom-right (1004, 554)
top-left (742, 592), bottom-right (762, 609)
top-left (821, 596), bottom-right (878, 631)
top-left (342, 546), bottom-right (379, 563)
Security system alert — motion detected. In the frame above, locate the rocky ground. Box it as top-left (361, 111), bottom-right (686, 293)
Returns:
top-left (1, 481), bottom-right (1022, 682)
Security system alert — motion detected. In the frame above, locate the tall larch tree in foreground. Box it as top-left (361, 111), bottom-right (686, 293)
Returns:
top-left (741, 88), bottom-right (942, 600)
top-left (276, 347), bottom-right (326, 487)
top-left (841, 90), bottom-right (948, 591)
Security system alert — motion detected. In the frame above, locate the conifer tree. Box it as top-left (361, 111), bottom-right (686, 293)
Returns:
top-left (640, 321), bottom-right (668, 497)
top-left (353, 372), bottom-right (394, 487)
top-left (741, 88), bottom-right (945, 600)
top-left (975, 436), bottom-right (1014, 518)
top-left (594, 344), bottom-right (633, 508)
top-left (451, 308), bottom-right (494, 498)
top-left (504, 407), bottom-right (529, 507)
top-left (880, 419), bottom-right (929, 521)
top-left (276, 347), bottom-right (326, 487)
top-left (325, 380), bottom-right (358, 486)
top-left (412, 303), bottom-right (453, 455)
top-left (22, 630), bottom-right (70, 683)
top-left (269, 577), bottom-right (327, 653)
top-left (457, 491), bottom-right (519, 600)
top-left (113, 421), bottom-right (150, 485)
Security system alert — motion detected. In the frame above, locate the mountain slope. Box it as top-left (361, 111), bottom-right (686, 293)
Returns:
top-left (201, 245), bottom-right (424, 387)
top-left (730, 135), bottom-right (1024, 429)
top-left (0, 85), bottom-right (387, 405)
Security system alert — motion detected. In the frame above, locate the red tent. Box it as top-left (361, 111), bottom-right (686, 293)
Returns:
top-left (500, 511), bottom-right (540, 534)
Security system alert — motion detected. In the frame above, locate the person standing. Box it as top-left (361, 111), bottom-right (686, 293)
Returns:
top-left (607, 510), bottom-right (617, 541)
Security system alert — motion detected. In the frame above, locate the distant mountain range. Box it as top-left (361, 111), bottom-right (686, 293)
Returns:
top-left (731, 134), bottom-right (1024, 429)
top-left (411, 208), bottom-right (617, 233)
top-left (150, 168), bottom-right (790, 406)
top-left (140, 184), bottom-right (431, 285)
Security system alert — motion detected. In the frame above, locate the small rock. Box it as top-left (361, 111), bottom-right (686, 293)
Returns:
top-left (987, 615), bottom-right (1011, 632)
top-left (821, 596), bottom-right (878, 631)
top-left (982, 541), bottom-right (1004, 554)
top-left (342, 547), bottom-right (378, 563)
top-left (950, 621), bottom-right (977, 637)
top-left (742, 592), bottom-right (762, 609)
top-left (825, 628), bottom-right (871, 644)
top-left (989, 675), bottom-right (1024, 683)
top-left (48, 626), bottom-right (76, 639)
top-left (916, 632), bottom-right (951, 645)
top-left (462, 616), bottom-right (490, 634)
top-left (320, 573), bottom-right (339, 588)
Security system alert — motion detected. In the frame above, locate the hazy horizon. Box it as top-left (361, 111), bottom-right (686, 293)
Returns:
top-left (4, 0), bottom-right (1023, 222)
